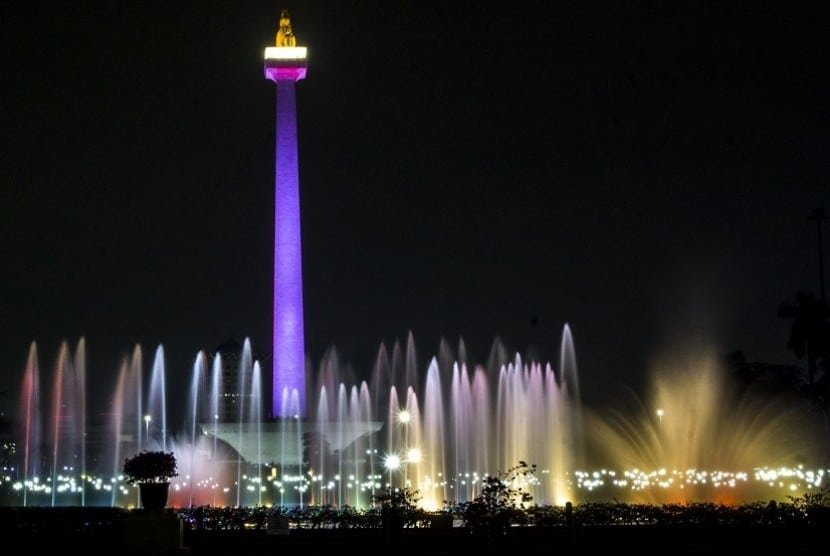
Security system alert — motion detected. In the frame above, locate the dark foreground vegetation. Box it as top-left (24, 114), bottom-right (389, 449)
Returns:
top-left (2, 495), bottom-right (829, 555)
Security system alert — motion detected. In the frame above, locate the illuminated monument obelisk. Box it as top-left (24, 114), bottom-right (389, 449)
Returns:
top-left (264, 10), bottom-right (307, 418)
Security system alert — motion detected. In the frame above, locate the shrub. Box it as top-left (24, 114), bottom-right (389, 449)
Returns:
top-left (123, 450), bottom-right (178, 484)
top-left (459, 461), bottom-right (536, 537)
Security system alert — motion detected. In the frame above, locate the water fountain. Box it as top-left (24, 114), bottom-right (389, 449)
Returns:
top-left (584, 349), bottom-right (826, 504)
top-left (6, 328), bottom-right (827, 509)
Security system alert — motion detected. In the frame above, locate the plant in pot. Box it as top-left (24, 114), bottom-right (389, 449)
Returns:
top-left (123, 450), bottom-right (178, 510)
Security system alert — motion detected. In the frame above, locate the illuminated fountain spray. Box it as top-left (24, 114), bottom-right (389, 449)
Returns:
top-left (11, 329), bottom-right (829, 508)
top-left (300, 327), bottom-right (584, 510)
top-left (16, 340), bottom-right (87, 507)
top-left (15, 332), bottom-right (574, 508)
top-left (585, 349), bottom-right (825, 503)
top-left (109, 347), bottom-right (143, 506)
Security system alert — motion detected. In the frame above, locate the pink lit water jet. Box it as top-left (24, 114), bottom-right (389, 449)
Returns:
top-left (19, 343), bottom-right (40, 508)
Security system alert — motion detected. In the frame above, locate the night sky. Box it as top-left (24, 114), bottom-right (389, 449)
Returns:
top-left (1, 2), bottom-right (827, 418)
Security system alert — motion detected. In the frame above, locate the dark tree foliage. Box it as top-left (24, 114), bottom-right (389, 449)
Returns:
top-left (455, 461), bottom-right (536, 538)
top-left (122, 450), bottom-right (178, 484)
top-left (777, 292), bottom-right (830, 421)
top-left (373, 487), bottom-right (428, 529)
top-left (725, 350), bottom-right (803, 392)
top-left (778, 291), bottom-right (830, 386)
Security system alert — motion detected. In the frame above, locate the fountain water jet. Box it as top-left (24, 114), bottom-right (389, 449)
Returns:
top-left (19, 343), bottom-right (40, 508)
top-left (146, 346), bottom-right (167, 452)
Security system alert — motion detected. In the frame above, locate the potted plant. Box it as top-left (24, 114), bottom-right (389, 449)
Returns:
top-left (123, 450), bottom-right (178, 510)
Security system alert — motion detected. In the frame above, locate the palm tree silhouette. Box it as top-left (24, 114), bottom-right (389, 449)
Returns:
top-left (808, 208), bottom-right (827, 304)
top-left (778, 291), bottom-right (830, 386)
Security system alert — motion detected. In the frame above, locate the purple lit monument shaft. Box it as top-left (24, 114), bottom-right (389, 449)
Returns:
top-left (265, 60), bottom-right (307, 418)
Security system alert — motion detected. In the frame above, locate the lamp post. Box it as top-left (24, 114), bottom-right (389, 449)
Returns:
top-left (398, 410), bottom-right (411, 487)
top-left (384, 454), bottom-right (401, 489)
top-left (405, 448), bottom-right (421, 491)
top-left (367, 448), bottom-right (379, 505)
top-left (144, 414), bottom-right (152, 444)
top-left (656, 409), bottom-right (664, 425)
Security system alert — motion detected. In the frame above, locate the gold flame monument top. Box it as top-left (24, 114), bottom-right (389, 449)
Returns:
top-left (276, 8), bottom-right (297, 47)
top-left (264, 8), bottom-right (307, 68)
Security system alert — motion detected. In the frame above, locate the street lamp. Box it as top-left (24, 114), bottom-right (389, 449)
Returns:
top-left (405, 448), bottom-right (422, 488)
top-left (656, 409), bottom-right (664, 425)
top-left (144, 414), bottom-right (152, 441)
top-left (397, 410), bottom-right (412, 487)
top-left (384, 454), bottom-right (401, 488)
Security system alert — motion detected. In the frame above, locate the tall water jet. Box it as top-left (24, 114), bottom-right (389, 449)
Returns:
top-left (249, 361), bottom-right (263, 506)
top-left (236, 339), bottom-right (252, 507)
top-left (313, 386), bottom-right (330, 506)
top-left (110, 358), bottom-right (128, 506)
top-left (370, 344), bottom-right (390, 422)
top-left (49, 345), bottom-right (61, 506)
top-left (185, 352), bottom-right (207, 507)
top-left (146, 345), bottom-right (167, 451)
top-left (128, 346), bottom-right (144, 454)
top-left (113, 344), bottom-right (144, 507)
top-left (336, 383), bottom-right (349, 506)
top-left (73, 339), bottom-right (87, 505)
top-left (559, 324), bottom-right (583, 470)
top-left (421, 360), bottom-right (446, 507)
top-left (50, 342), bottom-right (69, 507)
top-left (19, 342), bottom-right (40, 508)
top-left (451, 362), bottom-right (491, 501)
top-left (384, 386), bottom-right (401, 487)
top-left (358, 382), bottom-right (374, 505)
top-left (209, 353), bottom-right (222, 506)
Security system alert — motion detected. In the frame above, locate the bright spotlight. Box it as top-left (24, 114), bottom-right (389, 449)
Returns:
top-left (384, 454), bottom-right (401, 471)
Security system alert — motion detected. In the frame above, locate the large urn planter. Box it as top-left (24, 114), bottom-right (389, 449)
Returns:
top-left (123, 451), bottom-right (178, 510)
top-left (139, 482), bottom-right (171, 510)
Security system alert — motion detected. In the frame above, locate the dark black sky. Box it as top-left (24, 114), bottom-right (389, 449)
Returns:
top-left (1, 2), bottom-right (827, 414)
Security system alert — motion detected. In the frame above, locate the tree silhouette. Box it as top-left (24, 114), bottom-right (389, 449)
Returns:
top-left (725, 350), bottom-right (802, 392)
top-left (808, 207), bottom-right (827, 304)
top-left (778, 291), bottom-right (830, 387)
